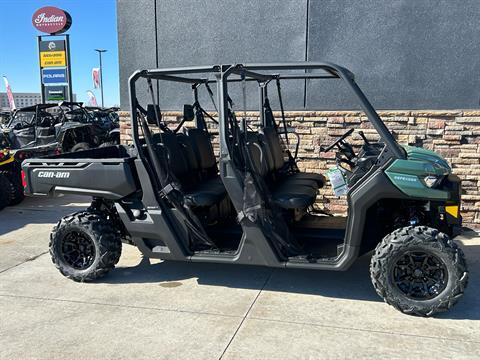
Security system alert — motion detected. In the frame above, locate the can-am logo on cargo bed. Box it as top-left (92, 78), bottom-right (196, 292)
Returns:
top-left (37, 171), bottom-right (70, 179)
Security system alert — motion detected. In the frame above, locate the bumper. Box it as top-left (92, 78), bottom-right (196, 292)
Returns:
top-left (441, 174), bottom-right (462, 236)
top-left (0, 154), bottom-right (15, 167)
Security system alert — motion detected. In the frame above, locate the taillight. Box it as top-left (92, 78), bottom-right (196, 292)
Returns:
top-left (21, 170), bottom-right (26, 188)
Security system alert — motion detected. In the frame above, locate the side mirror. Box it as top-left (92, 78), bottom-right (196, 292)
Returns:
top-left (146, 104), bottom-right (162, 125)
top-left (183, 104), bottom-right (194, 122)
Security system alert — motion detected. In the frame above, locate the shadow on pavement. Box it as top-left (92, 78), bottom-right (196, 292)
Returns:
top-left (102, 252), bottom-right (381, 303)
top-left (100, 238), bottom-right (480, 320)
top-left (0, 194), bottom-right (88, 236)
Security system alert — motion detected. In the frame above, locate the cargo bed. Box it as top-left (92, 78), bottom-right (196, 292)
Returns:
top-left (22, 145), bottom-right (139, 199)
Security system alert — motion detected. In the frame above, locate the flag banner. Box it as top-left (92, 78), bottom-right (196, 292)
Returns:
top-left (92, 68), bottom-right (101, 89)
top-left (87, 90), bottom-right (98, 107)
top-left (2, 76), bottom-right (16, 111)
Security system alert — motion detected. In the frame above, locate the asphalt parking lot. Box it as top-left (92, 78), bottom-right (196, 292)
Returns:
top-left (0, 195), bottom-right (479, 359)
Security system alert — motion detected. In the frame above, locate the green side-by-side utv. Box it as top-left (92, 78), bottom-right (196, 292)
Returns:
top-left (22, 63), bottom-right (468, 316)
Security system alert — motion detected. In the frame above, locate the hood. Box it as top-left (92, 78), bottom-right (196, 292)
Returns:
top-left (403, 145), bottom-right (451, 175)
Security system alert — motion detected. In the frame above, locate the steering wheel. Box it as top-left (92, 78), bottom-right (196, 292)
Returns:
top-left (321, 128), bottom-right (355, 155)
top-left (321, 128), bottom-right (356, 171)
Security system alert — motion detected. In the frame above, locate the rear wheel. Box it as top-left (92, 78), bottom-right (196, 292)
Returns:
top-left (370, 226), bottom-right (468, 316)
top-left (0, 174), bottom-right (10, 211)
top-left (70, 142), bottom-right (90, 152)
top-left (50, 211), bottom-right (122, 282)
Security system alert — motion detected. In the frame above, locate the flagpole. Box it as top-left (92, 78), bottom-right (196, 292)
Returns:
top-left (94, 49), bottom-right (107, 107)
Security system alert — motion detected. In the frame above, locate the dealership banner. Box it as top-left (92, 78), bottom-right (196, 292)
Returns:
top-left (92, 68), bottom-right (101, 89)
top-left (87, 90), bottom-right (98, 107)
top-left (2, 76), bottom-right (16, 110)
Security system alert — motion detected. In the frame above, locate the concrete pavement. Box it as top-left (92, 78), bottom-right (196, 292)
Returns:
top-left (0, 195), bottom-right (479, 359)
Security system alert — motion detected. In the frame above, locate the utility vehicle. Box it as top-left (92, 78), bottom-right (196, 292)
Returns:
top-left (2, 103), bottom-right (86, 153)
top-left (57, 102), bottom-right (120, 150)
top-left (22, 63), bottom-right (468, 316)
top-left (84, 106), bottom-right (120, 146)
top-left (2, 103), bottom-right (119, 154)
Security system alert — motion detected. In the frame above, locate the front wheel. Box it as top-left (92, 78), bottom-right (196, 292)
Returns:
top-left (370, 226), bottom-right (468, 316)
top-left (50, 211), bottom-right (122, 282)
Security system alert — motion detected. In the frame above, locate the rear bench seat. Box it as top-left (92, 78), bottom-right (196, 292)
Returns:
top-left (260, 127), bottom-right (326, 188)
top-left (154, 127), bottom-right (317, 212)
top-left (246, 133), bottom-right (317, 210)
top-left (155, 131), bottom-right (226, 208)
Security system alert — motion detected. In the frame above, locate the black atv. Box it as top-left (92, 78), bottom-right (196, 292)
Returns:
top-left (22, 63), bottom-right (468, 317)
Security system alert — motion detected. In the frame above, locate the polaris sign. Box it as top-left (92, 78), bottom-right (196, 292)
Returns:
top-left (42, 68), bottom-right (67, 84)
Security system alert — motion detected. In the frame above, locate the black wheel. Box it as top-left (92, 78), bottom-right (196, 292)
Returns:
top-left (0, 173), bottom-right (10, 211)
top-left (50, 211), bottom-right (122, 282)
top-left (70, 142), bottom-right (90, 152)
top-left (370, 226), bottom-right (468, 316)
top-left (1, 169), bottom-right (25, 206)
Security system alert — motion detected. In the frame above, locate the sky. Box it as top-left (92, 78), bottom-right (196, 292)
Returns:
top-left (0, 0), bottom-right (119, 106)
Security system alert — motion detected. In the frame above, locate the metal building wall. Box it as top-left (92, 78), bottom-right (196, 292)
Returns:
top-left (117, 0), bottom-right (480, 110)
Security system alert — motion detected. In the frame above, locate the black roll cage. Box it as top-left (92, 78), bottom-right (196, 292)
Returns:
top-left (8, 104), bottom-right (57, 127)
top-left (128, 62), bottom-right (406, 161)
top-left (126, 62), bottom-right (409, 269)
top-left (6, 104), bottom-right (58, 147)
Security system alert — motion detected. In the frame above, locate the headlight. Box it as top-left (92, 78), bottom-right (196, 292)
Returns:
top-left (423, 175), bottom-right (443, 188)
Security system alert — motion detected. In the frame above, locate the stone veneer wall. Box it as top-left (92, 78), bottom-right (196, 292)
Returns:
top-left (119, 110), bottom-right (480, 229)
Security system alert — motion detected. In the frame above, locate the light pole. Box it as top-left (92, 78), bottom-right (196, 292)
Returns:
top-left (94, 49), bottom-right (107, 107)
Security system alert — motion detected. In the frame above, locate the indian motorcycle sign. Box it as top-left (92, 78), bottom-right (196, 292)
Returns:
top-left (32, 6), bottom-right (72, 34)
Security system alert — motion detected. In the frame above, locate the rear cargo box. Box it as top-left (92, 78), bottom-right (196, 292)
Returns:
top-left (22, 146), bottom-right (138, 200)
